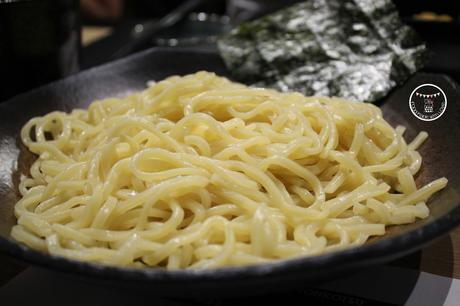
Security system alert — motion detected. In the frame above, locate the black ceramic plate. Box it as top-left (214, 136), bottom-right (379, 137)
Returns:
top-left (0, 48), bottom-right (460, 297)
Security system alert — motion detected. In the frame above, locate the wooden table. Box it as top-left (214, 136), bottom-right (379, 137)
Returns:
top-left (420, 226), bottom-right (460, 278)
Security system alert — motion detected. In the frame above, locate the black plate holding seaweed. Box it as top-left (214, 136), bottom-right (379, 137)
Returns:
top-left (0, 48), bottom-right (459, 297)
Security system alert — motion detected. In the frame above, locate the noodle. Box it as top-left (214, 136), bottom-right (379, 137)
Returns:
top-left (11, 71), bottom-right (447, 269)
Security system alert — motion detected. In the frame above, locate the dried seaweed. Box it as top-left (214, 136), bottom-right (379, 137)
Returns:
top-left (218, 0), bottom-right (428, 102)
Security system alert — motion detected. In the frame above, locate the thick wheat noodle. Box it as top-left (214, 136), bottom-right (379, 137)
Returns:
top-left (11, 71), bottom-right (447, 269)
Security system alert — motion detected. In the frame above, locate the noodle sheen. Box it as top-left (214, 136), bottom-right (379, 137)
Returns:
top-left (12, 71), bottom-right (447, 269)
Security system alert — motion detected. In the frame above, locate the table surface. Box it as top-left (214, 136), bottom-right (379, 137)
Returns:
top-left (420, 226), bottom-right (460, 278)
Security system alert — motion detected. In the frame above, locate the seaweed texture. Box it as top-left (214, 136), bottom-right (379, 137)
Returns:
top-left (218, 0), bottom-right (428, 102)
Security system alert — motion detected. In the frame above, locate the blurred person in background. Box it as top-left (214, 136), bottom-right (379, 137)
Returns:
top-left (80, 0), bottom-right (123, 21)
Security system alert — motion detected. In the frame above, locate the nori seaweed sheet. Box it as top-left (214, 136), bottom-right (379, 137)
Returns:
top-left (217, 0), bottom-right (428, 102)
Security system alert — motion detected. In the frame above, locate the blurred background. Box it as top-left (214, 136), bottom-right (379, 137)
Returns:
top-left (1, 0), bottom-right (460, 101)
